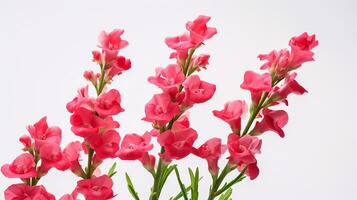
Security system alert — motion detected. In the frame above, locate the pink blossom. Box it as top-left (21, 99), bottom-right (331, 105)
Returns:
top-left (1, 153), bottom-right (37, 179)
top-left (182, 75), bottom-right (216, 105)
top-left (289, 32), bottom-right (318, 51)
top-left (157, 124), bottom-right (198, 161)
top-left (19, 135), bottom-right (32, 151)
top-left (193, 138), bottom-right (227, 175)
top-left (288, 46), bottom-right (315, 69)
top-left (142, 93), bottom-right (180, 126)
top-left (213, 100), bottom-right (247, 133)
top-left (106, 55), bottom-right (131, 78)
top-left (70, 107), bottom-right (119, 137)
top-left (227, 134), bottom-right (262, 180)
top-left (76, 175), bottom-right (114, 200)
top-left (251, 109), bottom-right (289, 137)
top-left (274, 73), bottom-right (307, 105)
top-left (240, 71), bottom-right (272, 105)
top-left (165, 33), bottom-right (194, 51)
top-left (148, 64), bottom-right (186, 94)
top-left (26, 116), bottom-right (62, 150)
top-left (95, 89), bottom-right (124, 117)
top-left (98, 29), bottom-right (128, 52)
top-left (38, 142), bottom-right (70, 173)
top-left (86, 130), bottom-right (121, 160)
top-left (117, 132), bottom-right (153, 160)
top-left (191, 54), bottom-right (210, 71)
top-left (186, 15), bottom-right (217, 45)
top-left (139, 153), bottom-right (156, 171)
top-left (66, 86), bottom-right (94, 113)
top-left (4, 184), bottom-right (55, 200)
top-left (63, 141), bottom-right (84, 177)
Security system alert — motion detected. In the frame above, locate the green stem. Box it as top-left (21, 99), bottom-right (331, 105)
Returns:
top-left (207, 164), bottom-right (233, 200)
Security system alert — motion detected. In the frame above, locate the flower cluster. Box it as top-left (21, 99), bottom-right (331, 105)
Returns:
top-left (1, 15), bottom-right (318, 200)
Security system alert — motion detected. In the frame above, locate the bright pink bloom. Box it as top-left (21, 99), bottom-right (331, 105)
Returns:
top-left (251, 109), bottom-right (289, 137)
top-left (26, 116), bottom-right (62, 149)
top-left (191, 54), bottom-right (210, 71)
top-left (193, 138), bottom-right (227, 175)
top-left (63, 141), bottom-right (84, 177)
top-left (95, 89), bottom-right (124, 117)
top-left (289, 32), bottom-right (318, 51)
top-left (70, 107), bottom-right (119, 137)
top-left (148, 64), bottom-right (186, 94)
top-left (87, 130), bottom-right (121, 160)
top-left (157, 123), bottom-right (198, 161)
top-left (186, 15), bottom-right (217, 45)
top-left (213, 100), bottom-right (247, 133)
top-left (227, 134), bottom-right (262, 180)
top-left (182, 75), bottom-right (216, 105)
top-left (83, 70), bottom-right (95, 81)
top-left (98, 29), bottom-right (128, 52)
top-left (142, 93), bottom-right (180, 126)
top-left (5, 184), bottom-right (55, 200)
top-left (38, 142), bottom-right (70, 173)
top-left (106, 55), bottom-right (131, 78)
top-left (117, 132), bottom-right (153, 160)
top-left (240, 71), bottom-right (272, 105)
top-left (76, 175), bottom-right (114, 200)
top-left (19, 135), bottom-right (32, 151)
top-left (139, 153), bottom-right (156, 171)
top-left (165, 33), bottom-right (194, 51)
top-left (66, 86), bottom-right (94, 113)
top-left (1, 153), bottom-right (37, 179)
top-left (274, 73), bottom-right (307, 105)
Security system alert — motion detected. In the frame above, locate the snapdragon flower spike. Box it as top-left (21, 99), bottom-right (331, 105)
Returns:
top-left (193, 138), bottom-right (227, 176)
top-left (4, 184), bottom-right (55, 200)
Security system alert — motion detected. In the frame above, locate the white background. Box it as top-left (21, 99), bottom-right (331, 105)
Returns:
top-left (0, 0), bottom-right (356, 199)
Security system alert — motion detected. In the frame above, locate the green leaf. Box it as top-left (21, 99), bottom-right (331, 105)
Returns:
top-left (218, 188), bottom-right (232, 200)
top-left (188, 167), bottom-right (199, 200)
top-left (174, 167), bottom-right (189, 200)
top-left (108, 162), bottom-right (117, 178)
top-left (125, 173), bottom-right (140, 200)
top-left (215, 168), bottom-right (247, 197)
top-left (158, 164), bottom-right (176, 196)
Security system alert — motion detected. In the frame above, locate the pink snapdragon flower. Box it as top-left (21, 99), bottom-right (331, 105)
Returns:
top-left (26, 116), bottom-right (62, 150)
top-left (4, 184), bottom-right (55, 200)
top-left (227, 134), bottom-right (262, 180)
top-left (117, 132), bottom-right (153, 160)
top-left (289, 32), bottom-right (318, 51)
top-left (191, 54), bottom-right (210, 71)
top-left (148, 64), bottom-right (186, 94)
top-left (165, 33), bottom-right (194, 51)
top-left (182, 75), bottom-right (216, 105)
top-left (186, 15), bottom-right (217, 45)
top-left (98, 29), bottom-right (128, 52)
top-left (38, 142), bottom-right (71, 173)
top-left (240, 71), bottom-right (272, 105)
top-left (86, 130), bottom-right (121, 161)
top-left (157, 122), bottom-right (198, 161)
top-left (143, 93), bottom-right (180, 126)
top-left (213, 100), bottom-right (247, 133)
top-left (193, 138), bottom-right (227, 175)
top-left (63, 141), bottom-right (84, 177)
top-left (19, 135), bottom-right (32, 151)
top-left (66, 86), bottom-right (94, 113)
top-left (251, 109), bottom-right (289, 138)
top-left (1, 153), bottom-right (37, 179)
top-left (273, 73), bottom-right (307, 105)
top-left (70, 107), bottom-right (119, 137)
top-left (95, 89), bottom-right (124, 117)
top-left (76, 175), bottom-right (114, 200)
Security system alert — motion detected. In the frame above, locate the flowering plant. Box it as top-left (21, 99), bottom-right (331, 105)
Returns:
top-left (1, 15), bottom-right (318, 200)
